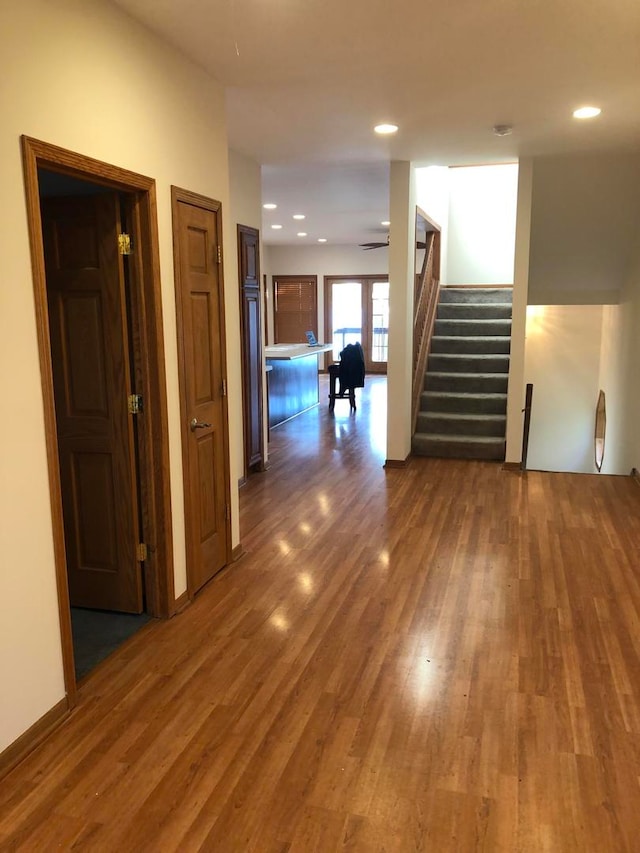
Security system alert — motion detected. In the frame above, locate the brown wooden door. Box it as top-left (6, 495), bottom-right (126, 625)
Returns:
top-left (238, 224), bottom-right (264, 475)
top-left (173, 191), bottom-right (230, 595)
top-left (42, 194), bottom-right (143, 613)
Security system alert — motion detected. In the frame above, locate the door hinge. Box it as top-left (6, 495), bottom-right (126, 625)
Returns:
top-left (222, 378), bottom-right (227, 397)
top-left (225, 504), bottom-right (231, 521)
top-left (128, 393), bottom-right (143, 414)
top-left (118, 233), bottom-right (133, 255)
top-left (136, 542), bottom-right (148, 562)
top-left (217, 245), bottom-right (222, 264)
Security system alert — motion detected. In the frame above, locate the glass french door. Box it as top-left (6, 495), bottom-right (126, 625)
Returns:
top-left (325, 276), bottom-right (389, 374)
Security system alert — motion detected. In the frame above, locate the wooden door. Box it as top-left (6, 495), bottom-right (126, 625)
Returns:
top-left (173, 191), bottom-right (231, 595)
top-left (238, 225), bottom-right (264, 475)
top-left (42, 194), bottom-right (143, 613)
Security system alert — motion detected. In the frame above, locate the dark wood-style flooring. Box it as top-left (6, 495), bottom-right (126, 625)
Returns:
top-left (2, 375), bottom-right (640, 851)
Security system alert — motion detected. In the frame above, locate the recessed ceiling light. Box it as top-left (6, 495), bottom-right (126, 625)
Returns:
top-left (381, 220), bottom-right (391, 226)
top-left (374, 123), bottom-right (398, 135)
top-left (493, 124), bottom-right (513, 137)
top-left (297, 232), bottom-right (307, 237)
top-left (317, 238), bottom-right (327, 243)
top-left (573, 106), bottom-right (601, 119)
top-left (263, 203), bottom-right (277, 210)
top-left (293, 214), bottom-right (306, 220)
top-left (271, 224), bottom-right (283, 230)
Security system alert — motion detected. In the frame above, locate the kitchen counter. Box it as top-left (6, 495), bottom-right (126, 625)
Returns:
top-left (265, 343), bottom-right (333, 427)
top-left (265, 343), bottom-right (333, 360)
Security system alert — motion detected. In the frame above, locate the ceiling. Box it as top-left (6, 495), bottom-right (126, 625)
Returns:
top-left (112, 0), bottom-right (640, 246)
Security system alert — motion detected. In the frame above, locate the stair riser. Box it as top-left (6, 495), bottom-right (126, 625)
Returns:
top-left (438, 288), bottom-right (513, 305)
top-left (425, 373), bottom-right (508, 393)
top-left (437, 303), bottom-right (512, 320)
top-left (421, 393), bottom-right (507, 414)
top-left (411, 436), bottom-right (506, 461)
top-left (416, 414), bottom-right (506, 437)
top-left (434, 319), bottom-right (512, 336)
top-left (431, 336), bottom-right (511, 354)
top-left (428, 355), bottom-right (510, 374)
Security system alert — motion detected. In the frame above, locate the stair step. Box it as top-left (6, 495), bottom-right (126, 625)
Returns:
top-left (416, 412), bottom-right (506, 437)
top-left (412, 432), bottom-right (506, 461)
top-left (438, 287), bottom-right (513, 305)
top-left (430, 335), bottom-right (511, 354)
top-left (437, 303), bottom-right (512, 320)
top-left (434, 318), bottom-right (512, 337)
top-left (414, 285), bottom-right (513, 461)
top-left (421, 391), bottom-right (507, 414)
top-left (425, 372), bottom-right (509, 393)
top-left (428, 353), bottom-right (510, 374)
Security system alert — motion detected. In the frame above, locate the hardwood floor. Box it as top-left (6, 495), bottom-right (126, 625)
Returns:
top-left (2, 375), bottom-right (640, 851)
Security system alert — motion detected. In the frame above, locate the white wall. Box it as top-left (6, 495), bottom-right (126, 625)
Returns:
top-left (521, 151), bottom-right (640, 474)
top-left (415, 166), bottom-right (450, 283)
top-left (624, 258), bottom-right (640, 470)
top-left (598, 303), bottom-right (629, 474)
top-left (522, 247), bottom-right (640, 476)
top-left (446, 164), bottom-right (518, 285)
top-left (624, 252), bottom-right (640, 470)
top-left (528, 151), bottom-right (640, 305)
top-left (524, 306), bottom-right (604, 473)
top-left (505, 158), bottom-right (533, 464)
top-left (263, 243), bottom-right (388, 344)
top-left (415, 163), bottom-right (518, 287)
top-left (387, 161), bottom-right (416, 463)
top-left (0, 0), bottom-right (240, 753)
top-left (524, 293), bottom-right (640, 476)
top-left (229, 150), bottom-right (262, 233)
top-left (598, 239), bottom-right (640, 475)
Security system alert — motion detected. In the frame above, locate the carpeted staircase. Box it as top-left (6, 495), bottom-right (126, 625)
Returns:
top-left (412, 286), bottom-right (512, 460)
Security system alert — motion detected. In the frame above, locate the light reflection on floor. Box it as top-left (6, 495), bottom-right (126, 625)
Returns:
top-left (324, 374), bottom-right (387, 461)
top-left (267, 374), bottom-right (388, 463)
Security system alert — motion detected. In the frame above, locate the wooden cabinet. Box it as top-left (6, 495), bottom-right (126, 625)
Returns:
top-left (238, 225), bottom-right (265, 475)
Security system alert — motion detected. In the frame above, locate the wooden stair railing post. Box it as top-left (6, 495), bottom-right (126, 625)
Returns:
top-left (412, 227), bottom-right (441, 432)
top-left (520, 383), bottom-right (533, 471)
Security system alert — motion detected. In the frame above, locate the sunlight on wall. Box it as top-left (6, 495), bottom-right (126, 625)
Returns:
top-left (525, 305), bottom-right (546, 335)
top-left (525, 305), bottom-right (603, 473)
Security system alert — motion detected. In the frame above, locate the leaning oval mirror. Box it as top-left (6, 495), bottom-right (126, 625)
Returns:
top-left (594, 389), bottom-right (606, 472)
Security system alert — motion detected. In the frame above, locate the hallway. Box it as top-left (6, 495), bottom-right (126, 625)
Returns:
top-left (2, 376), bottom-right (640, 851)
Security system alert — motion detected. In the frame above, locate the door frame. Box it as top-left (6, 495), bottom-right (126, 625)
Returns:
top-left (170, 186), bottom-right (233, 599)
top-left (324, 274), bottom-right (389, 373)
top-left (22, 136), bottom-right (175, 704)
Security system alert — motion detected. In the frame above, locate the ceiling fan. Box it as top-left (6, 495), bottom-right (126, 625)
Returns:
top-left (359, 234), bottom-right (428, 250)
top-left (359, 235), bottom-right (389, 250)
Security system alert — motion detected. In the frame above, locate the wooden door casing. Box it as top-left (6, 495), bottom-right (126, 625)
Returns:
top-left (42, 193), bottom-right (143, 613)
top-left (238, 224), bottom-right (264, 475)
top-left (172, 189), bottom-right (231, 596)
top-left (22, 136), bottom-right (176, 703)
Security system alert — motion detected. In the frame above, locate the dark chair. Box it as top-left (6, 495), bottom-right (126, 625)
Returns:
top-left (328, 342), bottom-right (365, 412)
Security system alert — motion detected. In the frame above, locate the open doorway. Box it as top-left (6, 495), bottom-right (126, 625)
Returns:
top-left (39, 170), bottom-right (152, 679)
top-left (22, 138), bottom-right (175, 701)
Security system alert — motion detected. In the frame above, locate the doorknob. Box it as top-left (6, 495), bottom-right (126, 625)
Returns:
top-left (190, 418), bottom-right (212, 432)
